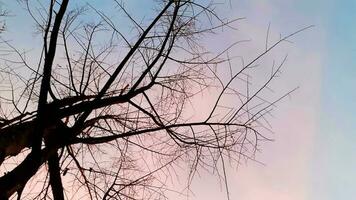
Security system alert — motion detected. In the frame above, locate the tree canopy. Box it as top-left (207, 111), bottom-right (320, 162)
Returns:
top-left (0, 0), bottom-right (309, 199)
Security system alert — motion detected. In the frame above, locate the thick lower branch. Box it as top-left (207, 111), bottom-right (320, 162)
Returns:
top-left (0, 121), bottom-right (35, 165)
top-left (48, 151), bottom-right (64, 200)
top-left (0, 148), bottom-right (55, 198)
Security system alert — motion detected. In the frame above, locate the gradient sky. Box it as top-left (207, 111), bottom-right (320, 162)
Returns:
top-left (226, 0), bottom-right (356, 200)
top-left (2, 0), bottom-right (356, 199)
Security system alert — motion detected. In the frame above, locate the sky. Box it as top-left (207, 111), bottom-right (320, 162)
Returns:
top-left (222, 0), bottom-right (356, 200)
top-left (1, 0), bottom-right (356, 200)
top-left (174, 0), bottom-right (356, 199)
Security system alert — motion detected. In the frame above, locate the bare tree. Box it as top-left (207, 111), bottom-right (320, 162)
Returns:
top-left (0, 0), bottom-right (310, 199)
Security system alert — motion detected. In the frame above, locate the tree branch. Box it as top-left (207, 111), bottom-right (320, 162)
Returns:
top-left (48, 151), bottom-right (64, 200)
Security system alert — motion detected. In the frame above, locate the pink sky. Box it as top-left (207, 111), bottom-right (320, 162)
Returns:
top-left (177, 1), bottom-right (324, 199)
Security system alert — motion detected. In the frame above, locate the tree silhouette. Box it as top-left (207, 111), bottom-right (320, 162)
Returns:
top-left (0, 0), bottom-right (310, 199)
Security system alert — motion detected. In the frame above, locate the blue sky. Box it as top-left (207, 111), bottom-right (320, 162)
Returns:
top-left (258, 0), bottom-right (356, 199)
top-left (207, 0), bottom-right (356, 199)
top-left (317, 0), bottom-right (356, 199)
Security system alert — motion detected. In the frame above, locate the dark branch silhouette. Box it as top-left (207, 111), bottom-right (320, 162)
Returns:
top-left (0, 0), bottom-right (310, 199)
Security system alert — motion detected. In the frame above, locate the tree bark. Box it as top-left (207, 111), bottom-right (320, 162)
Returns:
top-left (48, 151), bottom-right (64, 200)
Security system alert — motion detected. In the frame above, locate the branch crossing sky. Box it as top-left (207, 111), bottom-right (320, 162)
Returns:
top-left (2, 0), bottom-right (355, 199)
